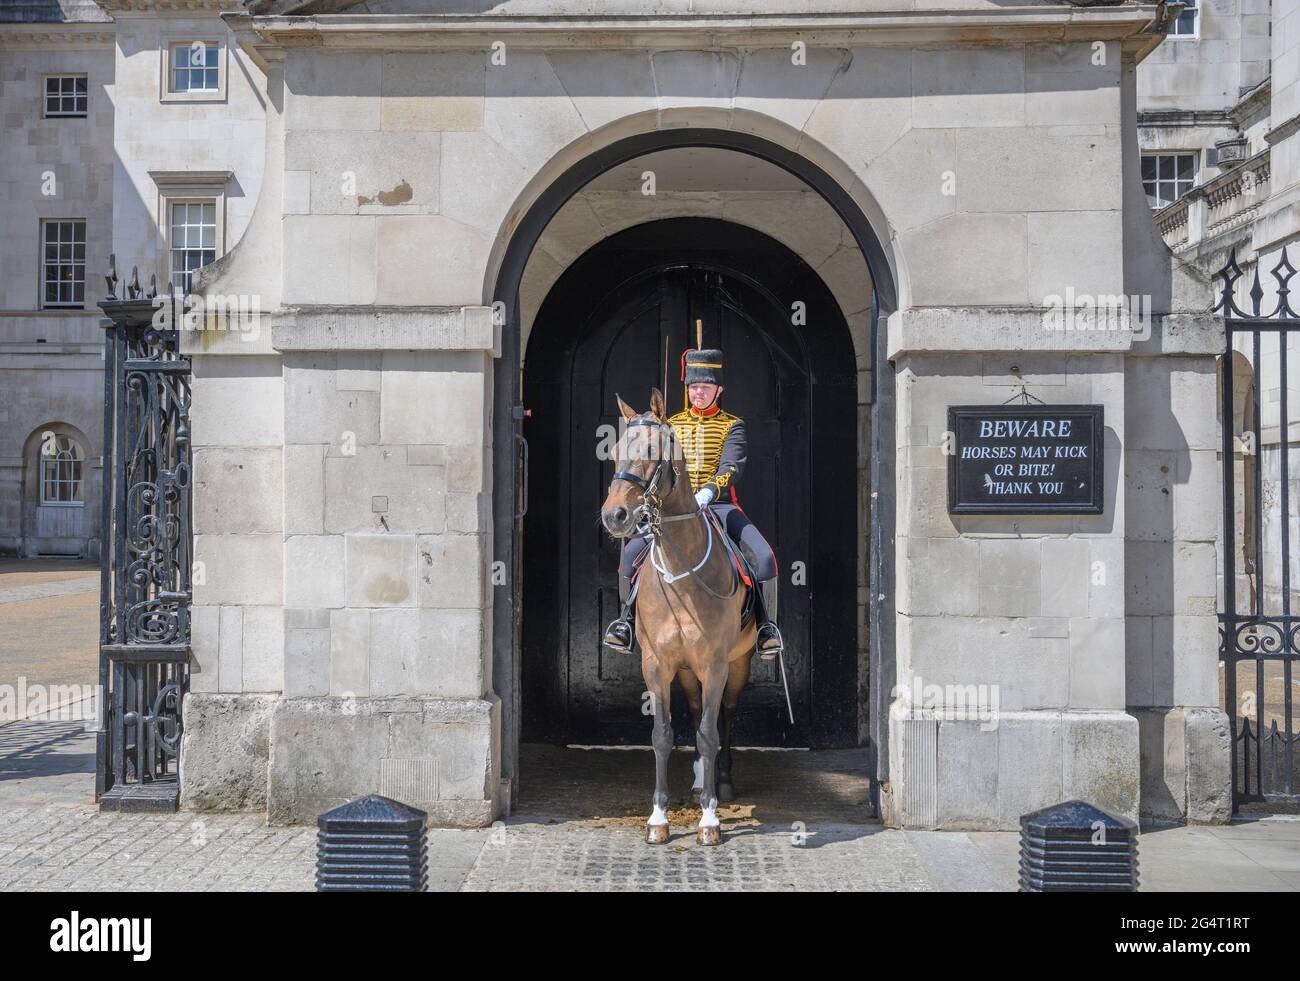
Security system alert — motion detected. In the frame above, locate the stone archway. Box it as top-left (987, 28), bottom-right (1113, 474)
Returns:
top-left (490, 124), bottom-right (899, 802)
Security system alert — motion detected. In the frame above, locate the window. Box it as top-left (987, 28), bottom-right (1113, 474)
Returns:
top-left (39, 434), bottom-right (84, 505)
top-left (44, 75), bottom-right (87, 117)
top-left (160, 38), bottom-right (227, 103)
top-left (1170, 0), bottom-right (1198, 37)
top-left (169, 41), bottom-right (219, 93)
top-left (1142, 153), bottom-right (1198, 209)
top-left (151, 171), bottom-right (230, 292)
top-left (41, 220), bottom-right (86, 308)
top-left (168, 201), bottom-right (216, 294)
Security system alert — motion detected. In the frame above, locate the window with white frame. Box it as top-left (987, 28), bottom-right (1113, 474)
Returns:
top-left (168, 41), bottom-right (220, 93)
top-left (1170, 0), bottom-right (1198, 37)
top-left (39, 434), bottom-right (84, 505)
top-left (44, 74), bottom-right (87, 117)
top-left (1142, 153), bottom-right (1198, 209)
top-left (168, 201), bottom-right (216, 294)
top-left (41, 219), bottom-right (86, 308)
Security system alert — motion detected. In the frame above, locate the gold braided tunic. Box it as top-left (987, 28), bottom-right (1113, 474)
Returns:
top-left (668, 404), bottom-right (747, 502)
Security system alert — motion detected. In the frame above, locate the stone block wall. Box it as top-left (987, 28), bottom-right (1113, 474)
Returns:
top-left (183, 306), bottom-right (502, 825)
top-left (885, 327), bottom-right (1139, 828)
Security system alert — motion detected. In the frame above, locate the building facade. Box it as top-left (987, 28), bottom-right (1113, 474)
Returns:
top-left (6, 0), bottom-right (1270, 830)
top-left (173, 0), bottom-right (1232, 830)
top-left (0, 0), bottom-right (266, 558)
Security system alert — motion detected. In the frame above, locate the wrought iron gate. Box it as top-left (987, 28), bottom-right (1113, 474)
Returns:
top-left (96, 267), bottom-right (191, 812)
top-left (1216, 249), bottom-right (1299, 809)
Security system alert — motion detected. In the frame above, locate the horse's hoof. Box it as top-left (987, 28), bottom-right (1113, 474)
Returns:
top-left (718, 782), bottom-right (735, 802)
top-left (697, 826), bottom-right (721, 846)
top-left (647, 824), bottom-right (670, 845)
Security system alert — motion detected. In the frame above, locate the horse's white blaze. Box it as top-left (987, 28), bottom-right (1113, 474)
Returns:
top-left (699, 803), bottom-right (720, 828)
top-left (648, 804), bottom-right (668, 827)
top-left (692, 757), bottom-right (704, 791)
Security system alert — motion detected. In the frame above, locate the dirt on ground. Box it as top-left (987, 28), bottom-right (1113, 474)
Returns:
top-left (516, 742), bottom-right (876, 830)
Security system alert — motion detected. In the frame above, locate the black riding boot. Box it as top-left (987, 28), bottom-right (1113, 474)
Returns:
top-left (755, 577), bottom-right (784, 660)
top-left (602, 573), bottom-right (636, 654)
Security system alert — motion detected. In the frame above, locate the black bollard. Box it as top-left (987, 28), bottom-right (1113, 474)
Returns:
top-left (316, 794), bottom-right (428, 892)
top-left (1018, 799), bottom-right (1139, 892)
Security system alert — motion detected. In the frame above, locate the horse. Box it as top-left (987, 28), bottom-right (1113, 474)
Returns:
top-left (599, 388), bottom-right (757, 846)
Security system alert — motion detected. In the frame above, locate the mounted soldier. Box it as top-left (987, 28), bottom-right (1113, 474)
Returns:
top-left (602, 345), bottom-right (784, 660)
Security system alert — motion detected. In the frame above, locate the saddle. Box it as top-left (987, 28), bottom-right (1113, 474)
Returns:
top-left (631, 510), bottom-right (756, 627)
top-left (703, 507), bottom-right (757, 627)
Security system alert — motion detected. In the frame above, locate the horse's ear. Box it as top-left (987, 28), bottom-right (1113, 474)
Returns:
top-left (615, 393), bottom-right (638, 421)
top-left (649, 388), bottom-right (666, 421)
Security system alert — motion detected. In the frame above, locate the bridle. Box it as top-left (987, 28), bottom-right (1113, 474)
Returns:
top-left (612, 416), bottom-right (688, 538)
top-left (611, 414), bottom-right (736, 595)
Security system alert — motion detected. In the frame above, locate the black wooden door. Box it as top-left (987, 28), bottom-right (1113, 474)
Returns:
top-left (522, 219), bottom-right (857, 749)
top-left (564, 268), bottom-right (807, 745)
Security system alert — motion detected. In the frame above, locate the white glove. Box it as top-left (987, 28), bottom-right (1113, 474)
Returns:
top-left (694, 487), bottom-right (716, 509)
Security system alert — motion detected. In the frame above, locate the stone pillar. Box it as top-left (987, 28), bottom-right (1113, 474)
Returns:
top-left (267, 306), bottom-right (501, 826)
top-left (883, 310), bottom-right (1139, 829)
top-left (182, 307), bottom-right (503, 827)
top-left (1120, 48), bottom-right (1232, 825)
top-left (1125, 341), bottom-right (1233, 824)
top-left (184, 327), bottom-right (286, 813)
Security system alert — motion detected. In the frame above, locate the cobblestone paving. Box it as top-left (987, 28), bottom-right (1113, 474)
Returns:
top-left (459, 742), bottom-right (943, 891)
top-left (463, 820), bottom-right (935, 891)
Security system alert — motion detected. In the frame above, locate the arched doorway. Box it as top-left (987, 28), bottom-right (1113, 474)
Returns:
top-left (21, 422), bottom-right (94, 558)
top-left (522, 218), bottom-right (857, 748)
top-left (491, 127), bottom-right (898, 804)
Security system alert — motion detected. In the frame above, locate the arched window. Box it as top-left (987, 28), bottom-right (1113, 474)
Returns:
top-left (39, 433), bottom-right (84, 505)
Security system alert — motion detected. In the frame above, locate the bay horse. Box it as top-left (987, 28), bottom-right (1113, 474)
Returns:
top-left (600, 389), bottom-right (756, 846)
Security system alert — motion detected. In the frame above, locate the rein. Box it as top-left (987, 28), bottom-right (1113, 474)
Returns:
top-left (613, 415), bottom-right (737, 598)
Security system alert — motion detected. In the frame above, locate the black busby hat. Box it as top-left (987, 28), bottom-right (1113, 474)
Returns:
top-left (682, 348), bottom-right (724, 386)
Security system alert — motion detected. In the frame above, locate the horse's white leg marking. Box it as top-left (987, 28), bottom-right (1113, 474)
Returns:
top-left (649, 803), bottom-right (668, 826)
top-left (699, 803), bottom-right (720, 828)
top-left (692, 756), bottom-right (704, 792)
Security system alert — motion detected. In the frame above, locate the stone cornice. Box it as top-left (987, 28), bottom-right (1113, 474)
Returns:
top-left (269, 306), bottom-right (500, 355)
top-left (225, 7), bottom-right (1170, 56)
top-left (887, 307), bottom-right (1220, 358)
top-left (0, 24), bottom-right (114, 46)
top-left (1137, 108), bottom-right (1234, 129)
top-left (1266, 112), bottom-right (1300, 148)
top-left (148, 169), bottom-right (235, 186)
top-left (98, 0), bottom-right (242, 11)
top-left (1231, 75), bottom-right (1270, 126)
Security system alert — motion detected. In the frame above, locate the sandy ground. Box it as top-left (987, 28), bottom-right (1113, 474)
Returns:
top-left (0, 560), bottom-right (99, 708)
